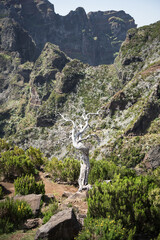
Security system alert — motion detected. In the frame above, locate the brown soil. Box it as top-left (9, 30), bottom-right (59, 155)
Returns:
top-left (0, 172), bottom-right (78, 199)
top-left (39, 172), bottom-right (78, 199)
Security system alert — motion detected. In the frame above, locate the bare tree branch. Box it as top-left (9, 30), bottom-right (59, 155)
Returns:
top-left (77, 134), bottom-right (100, 144)
top-left (59, 109), bottom-right (100, 191)
top-left (58, 112), bottom-right (75, 127)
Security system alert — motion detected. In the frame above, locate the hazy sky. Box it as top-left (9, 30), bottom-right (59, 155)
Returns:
top-left (49, 0), bottom-right (160, 27)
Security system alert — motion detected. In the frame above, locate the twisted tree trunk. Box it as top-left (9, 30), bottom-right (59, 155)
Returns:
top-left (60, 111), bottom-right (100, 191)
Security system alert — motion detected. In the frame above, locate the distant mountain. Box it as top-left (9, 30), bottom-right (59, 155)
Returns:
top-left (0, 0), bottom-right (136, 65)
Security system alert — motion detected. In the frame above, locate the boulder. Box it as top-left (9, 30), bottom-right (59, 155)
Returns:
top-left (14, 194), bottom-right (42, 216)
top-left (23, 218), bottom-right (42, 230)
top-left (35, 208), bottom-right (81, 240)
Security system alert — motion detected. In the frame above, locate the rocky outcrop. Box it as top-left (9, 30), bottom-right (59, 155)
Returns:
top-left (115, 21), bottom-right (160, 83)
top-left (136, 145), bottom-right (160, 174)
top-left (35, 208), bottom-right (81, 240)
top-left (1, 18), bottom-right (37, 62)
top-left (56, 59), bottom-right (84, 93)
top-left (0, 0), bottom-right (136, 65)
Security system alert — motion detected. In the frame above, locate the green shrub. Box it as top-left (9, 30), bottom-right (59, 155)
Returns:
top-left (0, 138), bottom-right (12, 152)
top-left (45, 157), bottom-right (80, 184)
top-left (0, 146), bottom-right (36, 180)
top-left (76, 217), bottom-right (133, 240)
top-left (88, 175), bottom-right (160, 238)
top-left (42, 199), bottom-right (58, 224)
top-left (109, 146), bottom-right (145, 168)
top-left (88, 159), bottom-right (135, 184)
top-left (26, 146), bottom-right (44, 169)
top-left (0, 198), bottom-right (33, 233)
top-left (14, 174), bottom-right (45, 195)
top-left (0, 186), bottom-right (3, 200)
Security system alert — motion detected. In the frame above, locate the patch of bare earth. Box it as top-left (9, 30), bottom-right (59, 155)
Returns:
top-left (1, 171), bottom-right (88, 215)
top-left (39, 172), bottom-right (88, 215)
top-left (0, 172), bottom-right (88, 239)
top-left (39, 172), bottom-right (78, 199)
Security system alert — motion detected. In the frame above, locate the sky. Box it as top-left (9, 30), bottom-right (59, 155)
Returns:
top-left (49, 0), bottom-right (160, 27)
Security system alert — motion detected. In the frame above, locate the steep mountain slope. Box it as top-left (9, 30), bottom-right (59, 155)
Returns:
top-left (0, 16), bottom-right (160, 172)
top-left (0, 0), bottom-right (136, 65)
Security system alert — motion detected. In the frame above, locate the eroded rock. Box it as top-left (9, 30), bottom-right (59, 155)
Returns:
top-left (136, 145), bottom-right (160, 174)
top-left (35, 208), bottom-right (81, 240)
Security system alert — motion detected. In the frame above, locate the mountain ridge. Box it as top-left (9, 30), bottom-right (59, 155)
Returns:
top-left (0, 0), bottom-right (136, 65)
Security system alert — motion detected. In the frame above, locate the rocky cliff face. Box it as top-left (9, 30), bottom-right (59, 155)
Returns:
top-left (0, 0), bottom-right (136, 65)
top-left (0, 0), bottom-right (160, 171)
top-left (0, 21), bottom-right (160, 164)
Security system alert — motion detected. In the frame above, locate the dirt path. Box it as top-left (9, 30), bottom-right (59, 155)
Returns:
top-left (0, 172), bottom-right (78, 199)
top-left (0, 172), bottom-right (88, 239)
top-left (39, 172), bottom-right (78, 199)
top-left (1, 172), bottom-right (88, 215)
top-left (39, 172), bottom-right (88, 215)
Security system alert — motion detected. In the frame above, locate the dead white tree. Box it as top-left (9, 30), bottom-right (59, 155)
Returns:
top-left (59, 110), bottom-right (100, 191)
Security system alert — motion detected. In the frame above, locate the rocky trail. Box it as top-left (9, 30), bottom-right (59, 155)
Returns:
top-left (0, 171), bottom-right (88, 240)
top-left (1, 172), bottom-right (88, 212)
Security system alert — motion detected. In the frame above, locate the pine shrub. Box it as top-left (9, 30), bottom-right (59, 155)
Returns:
top-left (0, 146), bottom-right (36, 180)
top-left (45, 157), bottom-right (80, 184)
top-left (76, 217), bottom-right (134, 240)
top-left (87, 175), bottom-right (160, 238)
top-left (26, 146), bottom-right (44, 169)
top-left (14, 174), bottom-right (45, 195)
top-left (88, 158), bottom-right (135, 184)
top-left (0, 198), bottom-right (33, 233)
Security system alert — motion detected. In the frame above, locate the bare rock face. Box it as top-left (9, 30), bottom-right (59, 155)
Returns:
top-left (136, 145), bottom-right (160, 174)
top-left (1, 18), bottom-right (37, 62)
top-left (0, 0), bottom-right (136, 65)
top-left (35, 208), bottom-right (81, 240)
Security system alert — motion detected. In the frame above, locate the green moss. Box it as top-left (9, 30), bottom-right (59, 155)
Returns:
top-left (121, 21), bottom-right (160, 59)
top-left (148, 117), bottom-right (160, 134)
top-left (19, 61), bottom-right (34, 71)
top-left (109, 16), bottom-right (125, 23)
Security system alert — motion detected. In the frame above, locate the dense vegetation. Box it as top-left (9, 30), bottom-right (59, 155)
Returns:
top-left (0, 134), bottom-right (160, 239)
top-left (0, 198), bottom-right (33, 233)
top-left (0, 140), bottom-right (45, 181)
top-left (77, 172), bottom-right (160, 240)
top-left (45, 157), bottom-right (80, 184)
top-left (14, 174), bottom-right (45, 195)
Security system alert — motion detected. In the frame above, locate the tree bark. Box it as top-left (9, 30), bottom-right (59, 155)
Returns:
top-left (59, 111), bottom-right (100, 191)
